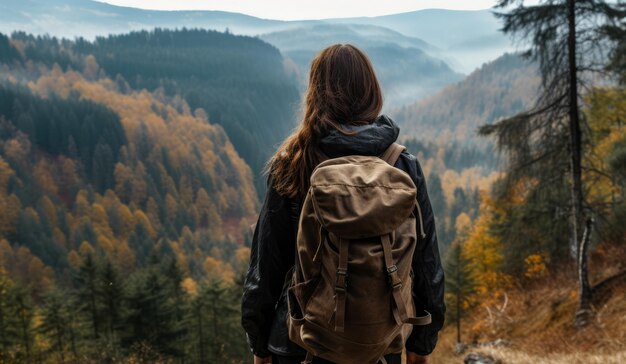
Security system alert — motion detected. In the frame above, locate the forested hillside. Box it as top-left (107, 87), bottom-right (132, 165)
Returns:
top-left (400, 139), bottom-right (500, 254)
top-left (0, 32), bottom-right (259, 363)
top-left (10, 29), bottom-right (301, 193)
top-left (395, 53), bottom-right (539, 143)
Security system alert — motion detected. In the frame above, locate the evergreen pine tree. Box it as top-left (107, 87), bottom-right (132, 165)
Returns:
top-left (98, 259), bottom-right (125, 344)
top-left (74, 253), bottom-right (101, 339)
top-left (481, 0), bottom-right (625, 326)
top-left (444, 240), bottom-right (472, 348)
top-left (39, 288), bottom-right (76, 363)
top-left (122, 268), bottom-right (185, 359)
top-left (13, 285), bottom-right (36, 361)
top-left (0, 271), bottom-right (19, 361)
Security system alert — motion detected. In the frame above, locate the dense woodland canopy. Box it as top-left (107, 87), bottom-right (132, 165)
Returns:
top-left (0, 31), bottom-right (259, 362)
top-left (9, 28), bottom-right (301, 194)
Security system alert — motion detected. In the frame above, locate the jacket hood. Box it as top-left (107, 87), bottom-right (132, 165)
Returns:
top-left (318, 115), bottom-right (400, 158)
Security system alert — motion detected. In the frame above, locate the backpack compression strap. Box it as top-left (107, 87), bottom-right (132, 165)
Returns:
top-left (380, 143), bottom-right (406, 166)
top-left (334, 237), bottom-right (349, 333)
top-left (381, 234), bottom-right (432, 326)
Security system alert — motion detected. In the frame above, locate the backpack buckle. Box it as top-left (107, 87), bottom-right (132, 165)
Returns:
top-left (335, 268), bottom-right (349, 292)
top-left (386, 265), bottom-right (402, 289)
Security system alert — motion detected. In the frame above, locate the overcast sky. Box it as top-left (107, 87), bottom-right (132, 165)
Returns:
top-left (96, 0), bottom-right (540, 20)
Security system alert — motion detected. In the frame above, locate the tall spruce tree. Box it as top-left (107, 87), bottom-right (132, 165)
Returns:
top-left (481, 0), bottom-right (624, 327)
top-left (13, 285), bottom-right (36, 361)
top-left (0, 271), bottom-right (19, 361)
top-left (122, 268), bottom-right (185, 359)
top-left (39, 288), bottom-right (77, 363)
top-left (98, 259), bottom-right (125, 345)
top-left (74, 253), bottom-right (102, 339)
top-left (444, 240), bottom-right (472, 349)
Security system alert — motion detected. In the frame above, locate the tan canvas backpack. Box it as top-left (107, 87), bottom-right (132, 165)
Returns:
top-left (287, 143), bottom-right (432, 364)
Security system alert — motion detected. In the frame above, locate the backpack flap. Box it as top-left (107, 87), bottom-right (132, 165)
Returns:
top-left (309, 155), bottom-right (416, 239)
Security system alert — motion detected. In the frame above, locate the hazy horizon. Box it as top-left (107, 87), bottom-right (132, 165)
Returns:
top-left (93, 0), bottom-right (541, 21)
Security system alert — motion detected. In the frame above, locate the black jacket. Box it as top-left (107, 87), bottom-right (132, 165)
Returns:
top-left (241, 115), bottom-right (445, 358)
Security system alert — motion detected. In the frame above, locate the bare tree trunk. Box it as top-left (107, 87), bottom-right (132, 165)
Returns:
top-left (566, 0), bottom-right (592, 327)
top-left (576, 218), bottom-right (593, 327)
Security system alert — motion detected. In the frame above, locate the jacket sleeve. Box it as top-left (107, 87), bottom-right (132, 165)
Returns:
top-left (241, 178), bottom-right (296, 358)
top-left (404, 156), bottom-right (446, 355)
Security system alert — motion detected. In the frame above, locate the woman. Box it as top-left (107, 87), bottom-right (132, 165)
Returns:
top-left (241, 44), bottom-right (445, 364)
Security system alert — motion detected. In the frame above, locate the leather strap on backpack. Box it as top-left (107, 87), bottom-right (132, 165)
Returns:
top-left (381, 234), bottom-right (432, 327)
top-left (380, 142), bottom-right (406, 166)
top-left (334, 237), bottom-right (349, 333)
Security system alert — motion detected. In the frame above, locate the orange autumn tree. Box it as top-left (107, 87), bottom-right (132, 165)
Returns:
top-left (460, 194), bottom-right (511, 309)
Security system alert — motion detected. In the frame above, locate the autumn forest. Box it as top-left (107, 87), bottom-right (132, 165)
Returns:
top-left (0, 0), bottom-right (625, 363)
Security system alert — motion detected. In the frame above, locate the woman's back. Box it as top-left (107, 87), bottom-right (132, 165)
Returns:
top-left (241, 44), bottom-right (445, 364)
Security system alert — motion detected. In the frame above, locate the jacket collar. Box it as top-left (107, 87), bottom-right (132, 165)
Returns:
top-left (318, 115), bottom-right (400, 158)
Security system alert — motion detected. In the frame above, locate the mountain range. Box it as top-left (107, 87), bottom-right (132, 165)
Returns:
top-left (260, 24), bottom-right (463, 108)
top-left (0, 0), bottom-right (522, 114)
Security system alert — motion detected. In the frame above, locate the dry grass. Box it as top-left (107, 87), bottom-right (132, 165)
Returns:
top-left (426, 241), bottom-right (626, 364)
top-left (469, 347), bottom-right (626, 364)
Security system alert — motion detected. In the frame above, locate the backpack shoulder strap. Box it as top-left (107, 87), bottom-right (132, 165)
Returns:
top-left (380, 142), bottom-right (406, 166)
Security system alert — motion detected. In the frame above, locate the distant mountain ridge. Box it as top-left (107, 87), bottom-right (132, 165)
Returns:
top-left (393, 53), bottom-right (539, 144)
top-left (328, 9), bottom-right (514, 73)
top-left (1, 0), bottom-right (514, 73)
top-left (261, 23), bottom-right (462, 108)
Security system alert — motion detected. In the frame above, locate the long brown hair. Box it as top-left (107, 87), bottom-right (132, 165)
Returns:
top-left (268, 44), bottom-right (383, 198)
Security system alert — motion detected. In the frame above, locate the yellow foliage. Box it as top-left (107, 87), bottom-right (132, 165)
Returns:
top-left (524, 253), bottom-right (548, 279)
top-left (203, 256), bottom-right (235, 284)
top-left (0, 194), bottom-right (21, 238)
top-left (79, 241), bottom-right (95, 256)
top-left (97, 236), bottom-right (114, 256)
top-left (83, 54), bottom-right (101, 80)
top-left (181, 277), bottom-right (198, 297)
top-left (75, 190), bottom-right (90, 217)
top-left (114, 241), bottom-right (136, 275)
top-left (440, 168), bottom-right (501, 207)
top-left (91, 203), bottom-right (114, 239)
top-left (584, 87), bottom-right (626, 207)
top-left (59, 156), bottom-right (80, 189)
top-left (461, 195), bottom-right (511, 307)
top-left (33, 159), bottom-right (59, 196)
top-left (114, 162), bottom-right (148, 205)
top-left (3, 245), bottom-right (54, 297)
top-left (29, 66), bottom-right (258, 220)
top-left (3, 135), bottom-right (31, 163)
top-left (133, 210), bottom-right (156, 239)
top-left (40, 196), bottom-right (57, 226)
top-left (234, 246), bottom-right (251, 277)
top-left (0, 156), bottom-right (15, 191)
top-left (507, 177), bottom-right (538, 205)
top-left (146, 197), bottom-right (161, 231)
top-left (455, 212), bottom-right (471, 235)
top-left (0, 239), bottom-right (12, 270)
top-left (67, 250), bottom-right (82, 270)
top-left (23, 207), bottom-right (40, 225)
top-left (165, 194), bottom-right (178, 221)
top-left (117, 203), bottom-right (136, 239)
top-left (0, 158), bottom-right (21, 238)
top-left (52, 227), bottom-right (67, 248)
